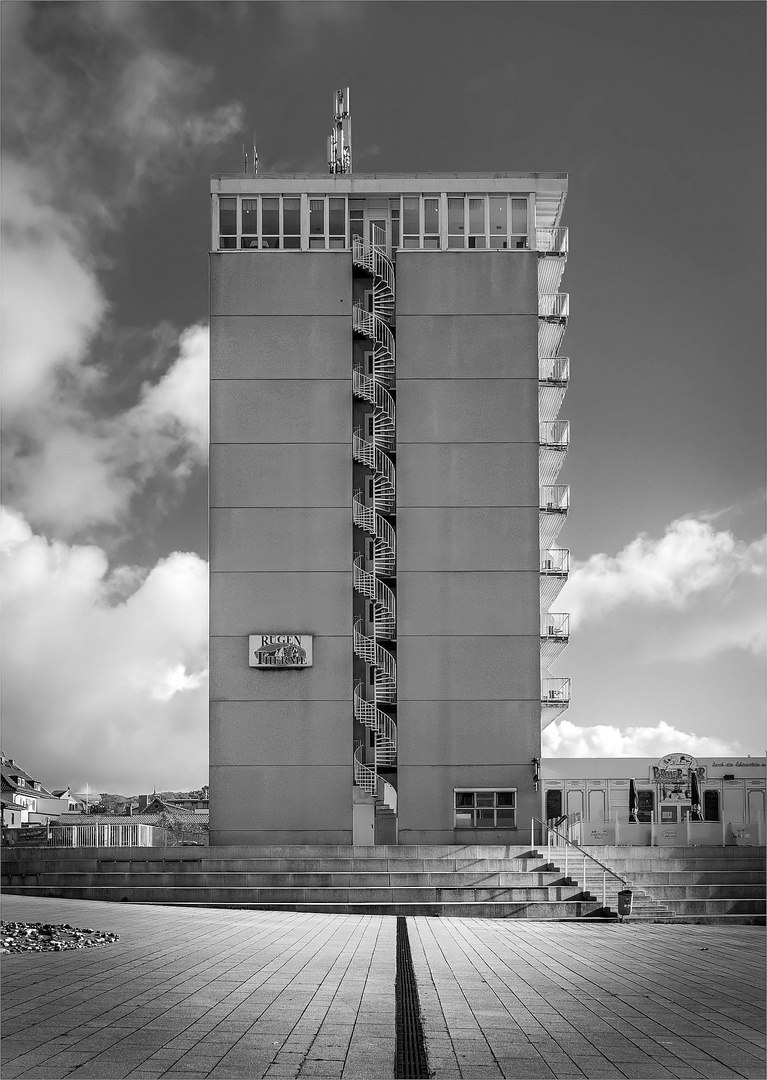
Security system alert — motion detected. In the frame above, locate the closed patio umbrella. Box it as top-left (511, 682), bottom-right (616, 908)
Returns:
top-left (628, 778), bottom-right (638, 824)
top-left (689, 768), bottom-right (703, 822)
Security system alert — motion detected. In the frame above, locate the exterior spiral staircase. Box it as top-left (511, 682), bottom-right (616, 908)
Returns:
top-left (538, 227), bottom-right (571, 730)
top-left (351, 227), bottom-right (398, 819)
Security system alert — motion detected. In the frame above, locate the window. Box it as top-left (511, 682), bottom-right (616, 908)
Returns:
top-left (218, 197), bottom-right (236, 248)
top-left (448, 197), bottom-right (465, 248)
top-left (511, 197), bottom-right (528, 245)
top-left (423, 197), bottom-right (440, 248)
top-left (390, 199), bottom-right (400, 248)
top-left (241, 199), bottom-right (258, 248)
top-left (310, 196), bottom-right (347, 248)
top-left (282, 198), bottom-right (300, 248)
top-left (454, 789), bottom-right (516, 829)
top-left (637, 790), bottom-right (655, 823)
top-left (468, 198), bottom-right (486, 248)
top-left (261, 197), bottom-right (279, 248)
top-left (402, 197), bottom-right (420, 248)
top-left (328, 198), bottom-right (345, 247)
top-left (489, 196), bottom-right (507, 248)
top-left (703, 789), bottom-right (720, 822)
top-left (309, 199), bottom-right (325, 247)
top-left (349, 200), bottom-right (364, 242)
top-left (545, 789), bottom-right (563, 821)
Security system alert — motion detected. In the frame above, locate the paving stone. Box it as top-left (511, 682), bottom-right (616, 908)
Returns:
top-left (2, 897), bottom-right (765, 1080)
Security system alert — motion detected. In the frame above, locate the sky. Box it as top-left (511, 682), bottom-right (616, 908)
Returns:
top-left (1, 0), bottom-right (765, 796)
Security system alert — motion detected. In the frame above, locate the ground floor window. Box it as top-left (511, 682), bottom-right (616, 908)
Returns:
top-left (454, 789), bottom-right (516, 829)
top-left (637, 789), bottom-right (655, 822)
top-left (704, 789), bottom-right (720, 821)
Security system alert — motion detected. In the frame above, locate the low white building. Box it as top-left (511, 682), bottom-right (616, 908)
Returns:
top-left (540, 753), bottom-right (766, 846)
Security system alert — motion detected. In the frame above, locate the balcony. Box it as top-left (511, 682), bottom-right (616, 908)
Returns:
top-left (540, 421), bottom-right (569, 451)
top-left (536, 228), bottom-right (568, 255)
top-left (539, 293), bottom-right (569, 320)
top-left (539, 356), bottom-right (570, 386)
top-left (541, 613), bottom-right (570, 667)
top-left (540, 420), bottom-right (569, 486)
top-left (541, 613), bottom-right (570, 641)
top-left (541, 678), bottom-right (571, 729)
top-left (540, 548), bottom-right (569, 610)
top-left (539, 485), bottom-right (569, 549)
top-left (539, 356), bottom-right (569, 423)
top-left (539, 485), bottom-right (569, 512)
top-left (538, 305), bottom-right (567, 358)
top-left (541, 548), bottom-right (570, 573)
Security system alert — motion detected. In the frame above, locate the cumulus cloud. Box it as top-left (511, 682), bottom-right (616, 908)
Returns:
top-left (3, 324), bottom-right (210, 536)
top-left (559, 517), bottom-right (766, 660)
top-left (542, 719), bottom-right (744, 758)
top-left (0, 506), bottom-right (208, 794)
top-left (1, 4), bottom-right (235, 541)
top-left (3, 3), bottom-right (243, 219)
top-left (0, 160), bottom-right (106, 421)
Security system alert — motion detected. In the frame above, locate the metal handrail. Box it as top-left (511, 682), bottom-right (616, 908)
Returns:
top-left (531, 816), bottom-right (629, 908)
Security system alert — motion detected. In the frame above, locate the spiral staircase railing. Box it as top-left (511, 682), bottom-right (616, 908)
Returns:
top-left (354, 681), bottom-right (397, 764)
top-left (351, 230), bottom-right (398, 810)
top-left (353, 553), bottom-right (396, 638)
top-left (352, 490), bottom-right (395, 576)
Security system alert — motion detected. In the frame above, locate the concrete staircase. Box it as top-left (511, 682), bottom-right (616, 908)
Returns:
top-left (578, 845), bottom-right (766, 924)
top-left (2, 844), bottom-right (616, 919)
top-left (3, 845), bottom-right (762, 922)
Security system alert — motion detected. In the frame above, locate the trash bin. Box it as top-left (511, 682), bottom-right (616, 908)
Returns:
top-left (617, 889), bottom-right (633, 916)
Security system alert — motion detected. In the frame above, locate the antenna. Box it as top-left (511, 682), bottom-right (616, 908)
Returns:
top-left (253, 131), bottom-right (258, 177)
top-left (242, 142), bottom-right (248, 178)
top-left (328, 87), bottom-right (352, 174)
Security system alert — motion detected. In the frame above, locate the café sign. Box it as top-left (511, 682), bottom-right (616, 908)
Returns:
top-left (249, 634), bottom-right (313, 668)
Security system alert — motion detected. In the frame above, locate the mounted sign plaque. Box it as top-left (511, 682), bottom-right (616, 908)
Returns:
top-left (249, 634), bottom-right (313, 668)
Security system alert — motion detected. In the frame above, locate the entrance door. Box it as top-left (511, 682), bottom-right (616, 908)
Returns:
top-left (364, 205), bottom-right (390, 253)
top-left (353, 802), bottom-right (375, 845)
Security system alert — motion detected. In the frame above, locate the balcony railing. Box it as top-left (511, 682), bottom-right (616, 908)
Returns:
top-left (540, 421), bottom-right (570, 450)
top-left (539, 485), bottom-right (570, 513)
top-left (540, 549), bottom-right (570, 575)
top-left (541, 678), bottom-right (571, 704)
top-left (536, 227), bottom-right (569, 255)
top-left (541, 613), bottom-right (570, 640)
top-left (539, 356), bottom-right (570, 385)
top-left (539, 293), bottom-right (569, 319)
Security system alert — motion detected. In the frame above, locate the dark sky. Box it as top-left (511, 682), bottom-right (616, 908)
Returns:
top-left (1, 1), bottom-right (764, 792)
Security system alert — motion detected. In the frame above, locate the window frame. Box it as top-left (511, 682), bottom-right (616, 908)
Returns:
top-left (217, 195), bottom-right (348, 251)
top-left (454, 788), bottom-right (517, 830)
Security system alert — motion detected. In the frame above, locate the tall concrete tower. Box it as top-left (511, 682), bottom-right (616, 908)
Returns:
top-left (209, 138), bottom-right (570, 846)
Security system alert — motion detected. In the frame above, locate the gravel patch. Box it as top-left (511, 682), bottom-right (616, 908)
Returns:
top-left (1, 921), bottom-right (119, 954)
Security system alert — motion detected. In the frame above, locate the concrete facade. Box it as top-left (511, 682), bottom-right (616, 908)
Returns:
top-left (396, 252), bottom-right (540, 842)
top-left (209, 253), bottom-right (353, 845)
top-left (208, 174), bottom-right (569, 846)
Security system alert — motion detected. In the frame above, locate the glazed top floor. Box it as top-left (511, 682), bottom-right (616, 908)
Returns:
top-left (210, 171), bottom-right (567, 252)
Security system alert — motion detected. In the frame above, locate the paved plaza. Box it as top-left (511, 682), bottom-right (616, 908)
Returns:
top-left (1, 896), bottom-right (764, 1080)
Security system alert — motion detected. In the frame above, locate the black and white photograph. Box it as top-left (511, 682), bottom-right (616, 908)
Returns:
top-left (2, 3), bottom-right (765, 1079)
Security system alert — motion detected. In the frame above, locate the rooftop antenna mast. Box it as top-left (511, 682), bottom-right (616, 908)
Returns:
top-left (327, 87), bottom-right (351, 174)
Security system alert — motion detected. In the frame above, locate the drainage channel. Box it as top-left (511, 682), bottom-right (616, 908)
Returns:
top-left (395, 915), bottom-right (429, 1079)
